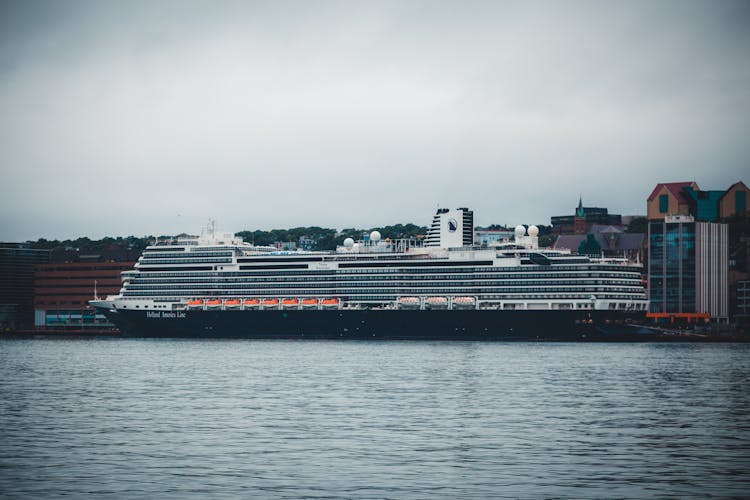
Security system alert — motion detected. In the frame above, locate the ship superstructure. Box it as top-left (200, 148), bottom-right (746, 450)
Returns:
top-left (91, 209), bottom-right (650, 339)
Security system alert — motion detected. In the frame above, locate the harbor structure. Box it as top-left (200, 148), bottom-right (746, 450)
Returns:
top-left (34, 261), bottom-right (134, 331)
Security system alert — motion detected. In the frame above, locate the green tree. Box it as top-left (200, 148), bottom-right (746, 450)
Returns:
top-left (578, 234), bottom-right (601, 255)
top-left (625, 217), bottom-right (647, 233)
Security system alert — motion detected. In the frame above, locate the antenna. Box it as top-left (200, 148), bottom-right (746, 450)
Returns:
top-left (93, 280), bottom-right (99, 301)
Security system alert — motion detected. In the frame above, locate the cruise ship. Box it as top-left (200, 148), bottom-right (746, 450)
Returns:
top-left (91, 208), bottom-right (652, 340)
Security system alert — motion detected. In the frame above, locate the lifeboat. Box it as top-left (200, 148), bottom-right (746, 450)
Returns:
top-left (301, 298), bottom-right (319, 309)
top-left (397, 296), bottom-right (421, 309)
top-left (224, 299), bottom-right (241, 308)
top-left (281, 298), bottom-right (299, 309)
top-left (187, 299), bottom-right (204, 309)
top-left (321, 298), bottom-right (340, 309)
top-left (262, 298), bottom-right (279, 308)
top-left (243, 299), bottom-right (260, 308)
top-left (205, 299), bottom-right (222, 309)
top-left (424, 297), bottom-right (449, 309)
top-left (452, 296), bottom-right (476, 309)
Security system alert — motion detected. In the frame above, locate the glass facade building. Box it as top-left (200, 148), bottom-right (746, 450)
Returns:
top-left (648, 217), bottom-right (727, 321)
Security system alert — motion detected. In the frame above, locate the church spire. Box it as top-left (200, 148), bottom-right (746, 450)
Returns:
top-left (575, 196), bottom-right (585, 217)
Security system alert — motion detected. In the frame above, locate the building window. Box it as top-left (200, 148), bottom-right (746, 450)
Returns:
top-left (659, 194), bottom-right (669, 213)
top-left (737, 191), bottom-right (747, 213)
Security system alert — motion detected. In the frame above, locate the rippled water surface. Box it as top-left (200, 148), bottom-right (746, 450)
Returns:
top-left (1, 339), bottom-right (749, 498)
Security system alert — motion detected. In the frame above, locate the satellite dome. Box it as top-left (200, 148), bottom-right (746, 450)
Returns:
top-left (343, 238), bottom-right (354, 248)
top-left (370, 231), bottom-right (381, 242)
top-left (352, 243), bottom-right (361, 251)
top-left (514, 225), bottom-right (526, 238)
top-left (528, 225), bottom-right (539, 237)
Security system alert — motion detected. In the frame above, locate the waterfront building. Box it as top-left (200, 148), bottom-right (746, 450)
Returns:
top-left (647, 182), bottom-right (700, 221)
top-left (551, 197), bottom-right (622, 235)
top-left (34, 261), bottom-right (134, 331)
top-left (648, 181), bottom-right (749, 222)
top-left (648, 215), bottom-right (728, 323)
top-left (647, 181), bottom-right (749, 323)
top-left (0, 244), bottom-right (51, 330)
top-left (734, 280), bottom-right (750, 326)
top-left (298, 236), bottom-right (317, 251)
top-left (720, 181), bottom-right (749, 219)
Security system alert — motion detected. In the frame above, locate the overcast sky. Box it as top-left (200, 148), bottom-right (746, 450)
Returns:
top-left (1, 0), bottom-right (748, 240)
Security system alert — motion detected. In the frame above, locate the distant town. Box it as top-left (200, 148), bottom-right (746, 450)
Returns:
top-left (1, 180), bottom-right (748, 334)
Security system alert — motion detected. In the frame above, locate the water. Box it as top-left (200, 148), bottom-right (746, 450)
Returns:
top-left (1, 340), bottom-right (749, 499)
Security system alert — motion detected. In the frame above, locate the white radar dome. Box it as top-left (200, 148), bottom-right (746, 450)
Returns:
top-left (370, 231), bottom-right (381, 242)
top-left (343, 238), bottom-right (354, 248)
top-left (514, 225), bottom-right (527, 238)
top-left (528, 225), bottom-right (539, 237)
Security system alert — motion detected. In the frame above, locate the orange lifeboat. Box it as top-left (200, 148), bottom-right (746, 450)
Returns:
top-left (281, 298), bottom-right (299, 308)
top-left (243, 299), bottom-right (260, 308)
top-left (321, 298), bottom-right (340, 308)
top-left (205, 299), bottom-right (222, 308)
top-left (424, 297), bottom-right (449, 309)
top-left (397, 297), bottom-right (421, 309)
top-left (262, 298), bottom-right (279, 308)
top-left (224, 299), bottom-right (241, 308)
top-left (187, 299), bottom-right (204, 309)
top-left (452, 296), bottom-right (476, 309)
top-left (301, 298), bottom-right (318, 308)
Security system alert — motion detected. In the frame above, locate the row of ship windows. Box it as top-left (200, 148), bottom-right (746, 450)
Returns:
top-left (122, 291), bottom-right (645, 300)
top-left (128, 271), bottom-right (641, 281)
top-left (123, 287), bottom-right (646, 295)
top-left (142, 252), bottom-right (234, 259)
top-left (144, 247), bottom-right (235, 253)
top-left (127, 277), bottom-right (642, 287)
top-left (139, 258), bottom-right (233, 265)
top-left (130, 264), bottom-right (639, 275)
top-left (125, 281), bottom-right (643, 290)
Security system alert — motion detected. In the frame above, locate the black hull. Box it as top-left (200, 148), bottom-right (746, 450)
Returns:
top-left (100, 309), bottom-right (655, 341)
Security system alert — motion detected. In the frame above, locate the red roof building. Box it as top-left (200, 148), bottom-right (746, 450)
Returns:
top-left (647, 181), bottom-right (699, 220)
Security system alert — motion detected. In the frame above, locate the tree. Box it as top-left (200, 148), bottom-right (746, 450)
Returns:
top-left (625, 217), bottom-right (647, 233)
top-left (578, 234), bottom-right (601, 255)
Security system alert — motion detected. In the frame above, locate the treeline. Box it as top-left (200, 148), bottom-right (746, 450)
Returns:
top-left (24, 220), bottom-right (563, 260)
top-left (27, 236), bottom-right (153, 263)
top-left (237, 223), bottom-right (429, 250)
top-left (24, 223), bottom-right (432, 259)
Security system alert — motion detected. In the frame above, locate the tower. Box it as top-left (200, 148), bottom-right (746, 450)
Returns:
top-left (424, 207), bottom-right (473, 248)
top-left (574, 196), bottom-right (588, 234)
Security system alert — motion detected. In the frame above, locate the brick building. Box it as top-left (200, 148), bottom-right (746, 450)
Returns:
top-left (34, 261), bottom-right (133, 331)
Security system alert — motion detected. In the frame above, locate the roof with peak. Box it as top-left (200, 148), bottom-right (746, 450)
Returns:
top-left (554, 232), bottom-right (644, 252)
top-left (647, 181), bottom-right (698, 203)
top-left (719, 181), bottom-right (749, 201)
top-left (592, 224), bottom-right (623, 234)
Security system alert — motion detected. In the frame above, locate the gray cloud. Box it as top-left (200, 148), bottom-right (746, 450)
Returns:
top-left (1, 0), bottom-right (749, 240)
